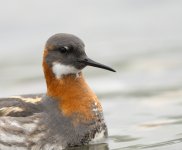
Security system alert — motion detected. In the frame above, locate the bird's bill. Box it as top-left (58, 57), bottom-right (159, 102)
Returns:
top-left (78, 57), bottom-right (116, 72)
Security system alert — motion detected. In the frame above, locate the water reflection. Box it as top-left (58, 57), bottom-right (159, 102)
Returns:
top-left (111, 137), bottom-right (182, 150)
top-left (140, 118), bottom-right (182, 128)
top-left (109, 135), bottom-right (140, 143)
top-left (66, 143), bottom-right (109, 150)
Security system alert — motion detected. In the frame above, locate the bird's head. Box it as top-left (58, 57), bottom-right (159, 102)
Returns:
top-left (43, 33), bottom-right (115, 79)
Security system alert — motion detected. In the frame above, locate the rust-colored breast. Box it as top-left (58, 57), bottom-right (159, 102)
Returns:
top-left (43, 50), bottom-right (102, 124)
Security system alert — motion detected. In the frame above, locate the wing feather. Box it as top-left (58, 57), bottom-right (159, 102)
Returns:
top-left (0, 94), bottom-right (44, 117)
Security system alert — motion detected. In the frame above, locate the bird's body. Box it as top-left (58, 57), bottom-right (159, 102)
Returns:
top-left (0, 93), bottom-right (106, 149)
top-left (0, 33), bottom-right (115, 150)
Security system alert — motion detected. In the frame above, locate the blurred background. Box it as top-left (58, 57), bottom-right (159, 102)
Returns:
top-left (0, 0), bottom-right (182, 149)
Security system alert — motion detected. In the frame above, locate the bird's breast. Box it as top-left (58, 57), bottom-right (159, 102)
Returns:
top-left (46, 73), bottom-right (103, 124)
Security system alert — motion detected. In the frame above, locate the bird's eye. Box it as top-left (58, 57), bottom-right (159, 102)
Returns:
top-left (58, 46), bottom-right (69, 53)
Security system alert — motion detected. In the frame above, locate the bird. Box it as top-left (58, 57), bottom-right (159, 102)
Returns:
top-left (0, 33), bottom-right (116, 150)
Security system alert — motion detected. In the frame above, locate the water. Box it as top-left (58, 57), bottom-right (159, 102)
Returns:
top-left (0, 0), bottom-right (182, 149)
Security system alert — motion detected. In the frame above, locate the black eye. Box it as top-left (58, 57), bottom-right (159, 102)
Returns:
top-left (58, 46), bottom-right (69, 53)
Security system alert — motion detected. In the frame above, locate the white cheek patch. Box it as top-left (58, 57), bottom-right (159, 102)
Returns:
top-left (52, 62), bottom-right (80, 78)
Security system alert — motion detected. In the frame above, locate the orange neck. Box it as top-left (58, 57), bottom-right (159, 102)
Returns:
top-left (42, 50), bottom-right (102, 123)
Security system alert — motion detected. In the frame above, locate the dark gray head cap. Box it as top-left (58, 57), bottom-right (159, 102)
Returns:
top-left (45, 33), bottom-right (85, 50)
top-left (44, 33), bottom-right (116, 73)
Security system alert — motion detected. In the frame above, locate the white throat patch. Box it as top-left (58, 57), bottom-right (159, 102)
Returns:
top-left (52, 62), bottom-right (80, 78)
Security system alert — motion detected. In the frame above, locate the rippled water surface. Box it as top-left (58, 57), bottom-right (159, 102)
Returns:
top-left (0, 0), bottom-right (182, 149)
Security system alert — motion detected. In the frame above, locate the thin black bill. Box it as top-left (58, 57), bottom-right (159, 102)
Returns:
top-left (78, 58), bottom-right (116, 72)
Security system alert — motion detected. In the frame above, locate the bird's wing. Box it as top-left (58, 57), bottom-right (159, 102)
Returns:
top-left (0, 94), bottom-right (46, 150)
top-left (0, 93), bottom-right (44, 117)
